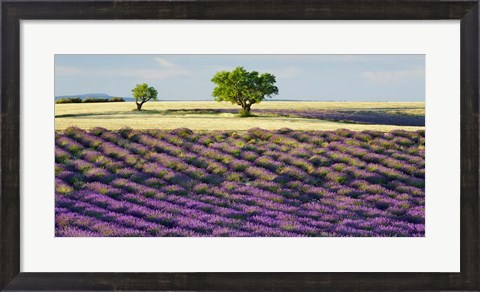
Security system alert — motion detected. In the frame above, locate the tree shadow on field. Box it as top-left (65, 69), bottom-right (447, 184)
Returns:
top-left (55, 109), bottom-right (167, 118)
top-left (55, 108), bottom-right (235, 119)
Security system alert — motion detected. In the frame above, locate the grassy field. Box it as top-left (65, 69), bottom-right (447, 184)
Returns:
top-left (55, 101), bottom-right (425, 131)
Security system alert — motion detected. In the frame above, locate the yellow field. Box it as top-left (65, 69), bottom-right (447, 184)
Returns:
top-left (55, 101), bottom-right (425, 131)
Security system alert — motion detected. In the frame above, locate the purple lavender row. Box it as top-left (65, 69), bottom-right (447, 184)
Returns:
top-left (57, 132), bottom-right (424, 226)
top-left (57, 137), bottom-right (424, 230)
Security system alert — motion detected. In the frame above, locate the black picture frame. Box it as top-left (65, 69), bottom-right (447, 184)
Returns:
top-left (1, 0), bottom-right (479, 290)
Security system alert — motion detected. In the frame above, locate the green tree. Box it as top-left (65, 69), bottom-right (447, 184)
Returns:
top-left (131, 83), bottom-right (158, 111)
top-left (211, 66), bottom-right (279, 116)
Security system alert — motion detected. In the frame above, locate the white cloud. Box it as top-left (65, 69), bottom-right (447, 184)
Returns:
top-left (55, 62), bottom-right (190, 80)
top-left (360, 68), bottom-right (424, 83)
top-left (154, 57), bottom-right (178, 68)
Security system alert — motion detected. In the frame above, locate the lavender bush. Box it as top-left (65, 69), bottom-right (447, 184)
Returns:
top-left (55, 127), bottom-right (425, 237)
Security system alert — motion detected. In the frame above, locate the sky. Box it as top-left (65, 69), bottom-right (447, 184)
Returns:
top-left (55, 55), bottom-right (425, 101)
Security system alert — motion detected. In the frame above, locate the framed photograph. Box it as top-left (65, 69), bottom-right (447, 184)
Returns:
top-left (1, 0), bottom-right (479, 290)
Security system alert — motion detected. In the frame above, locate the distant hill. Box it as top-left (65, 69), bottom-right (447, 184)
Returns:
top-left (55, 93), bottom-right (134, 102)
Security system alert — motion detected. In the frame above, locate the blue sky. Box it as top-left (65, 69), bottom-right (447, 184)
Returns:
top-left (55, 55), bottom-right (425, 101)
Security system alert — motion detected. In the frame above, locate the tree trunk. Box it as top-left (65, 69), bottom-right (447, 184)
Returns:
top-left (136, 102), bottom-right (144, 111)
top-left (243, 104), bottom-right (251, 113)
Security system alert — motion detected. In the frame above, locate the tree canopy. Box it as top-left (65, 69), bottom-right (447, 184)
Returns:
top-left (211, 67), bottom-right (279, 116)
top-left (131, 83), bottom-right (158, 110)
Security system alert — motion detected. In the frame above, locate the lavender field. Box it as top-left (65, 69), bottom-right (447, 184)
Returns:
top-left (55, 126), bottom-right (425, 237)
